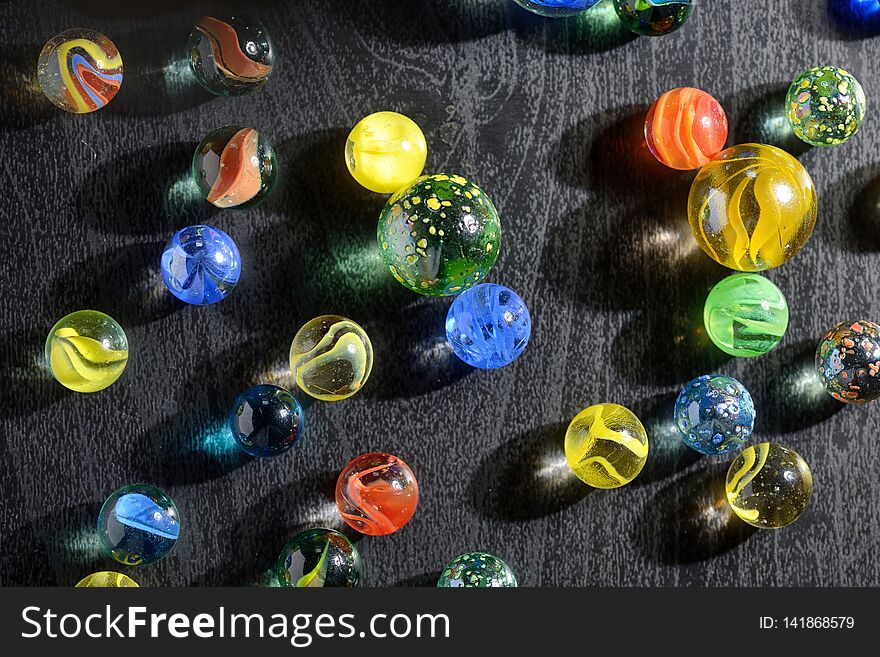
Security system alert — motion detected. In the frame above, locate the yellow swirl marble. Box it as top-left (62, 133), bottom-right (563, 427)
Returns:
top-left (687, 143), bottom-right (818, 271)
top-left (289, 315), bottom-right (373, 401)
top-left (726, 442), bottom-right (813, 529)
top-left (564, 403), bottom-right (649, 489)
top-left (45, 310), bottom-right (129, 393)
top-left (75, 571), bottom-right (138, 588)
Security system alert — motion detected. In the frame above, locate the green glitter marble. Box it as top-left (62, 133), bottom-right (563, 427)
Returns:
top-left (786, 66), bottom-right (866, 147)
top-left (437, 552), bottom-right (517, 588)
top-left (612, 0), bottom-right (695, 37)
top-left (377, 174), bottom-right (501, 296)
top-left (704, 273), bottom-right (789, 357)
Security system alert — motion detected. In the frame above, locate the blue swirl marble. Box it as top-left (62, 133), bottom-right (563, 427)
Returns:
top-left (98, 485), bottom-right (180, 566)
top-left (445, 283), bottom-right (531, 369)
top-left (161, 224), bottom-right (241, 305)
top-left (513, 0), bottom-right (601, 17)
top-left (674, 374), bottom-right (755, 455)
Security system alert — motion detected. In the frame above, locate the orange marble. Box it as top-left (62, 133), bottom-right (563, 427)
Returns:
top-left (645, 87), bottom-right (728, 170)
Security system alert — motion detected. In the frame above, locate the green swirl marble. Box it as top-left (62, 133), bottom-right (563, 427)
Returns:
top-left (704, 273), bottom-right (789, 357)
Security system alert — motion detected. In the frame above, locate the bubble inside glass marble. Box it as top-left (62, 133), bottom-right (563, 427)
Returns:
top-left (277, 528), bottom-right (363, 587)
top-left (445, 283), bottom-right (531, 368)
top-left (726, 442), bottom-right (813, 528)
top-left (161, 225), bottom-right (241, 305)
top-left (564, 403), bottom-right (649, 488)
top-left (704, 274), bottom-right (789, 357)
top-left (289, 315), bottom-right (373, 401)
top-left (37, 28), bottom-right (123, 113)
top-left (98, 484), bottom-right (180, 566)
top-left (193, 125), bottom-right (277, 209)
top-left (674, 374), bottom-right (755, 455)
top-left (45, 310), bottom-right (128, 393)
top-left (437, 552), bottom-right (518, 587)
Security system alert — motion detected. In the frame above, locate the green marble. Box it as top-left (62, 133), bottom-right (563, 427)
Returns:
top-left (704, 273), bottom-right (789, 357)
top-left (786, 66), bottom-right (866, 147)
top-left (377, 174), bottom-right (501, 296)
top-left (437, 552), bottom-right (517, 588)
top-left (612, 0), bottom-right (695, 37)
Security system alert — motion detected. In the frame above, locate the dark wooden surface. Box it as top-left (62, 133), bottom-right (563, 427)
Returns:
top-left (2, 0), bottom-right (880, 587)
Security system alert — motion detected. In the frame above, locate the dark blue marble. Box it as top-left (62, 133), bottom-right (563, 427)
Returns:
top-left (230, 384), bottom-right (304, 458)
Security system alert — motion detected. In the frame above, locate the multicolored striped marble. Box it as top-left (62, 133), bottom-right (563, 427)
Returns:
top-left (645, 87), bottom-right (728, 170)
top-left (37, 29), bottom-right (122, 114)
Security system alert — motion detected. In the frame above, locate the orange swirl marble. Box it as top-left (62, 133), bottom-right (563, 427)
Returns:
top-left (196, 17), bottom-right (273, 83)
top-left (207, 128), bottom-right (262, 207)
top-left (687, 143), bottom-right (818, 272)
top-left (645, 87), bottom-right (728, 170)
top-left (335, 453), bottom-right (418, 536)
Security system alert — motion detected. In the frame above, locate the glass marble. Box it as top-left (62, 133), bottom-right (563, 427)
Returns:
top-left (828, 0), bottom-right (880, 34)
top-left (276, 528), bottom-right (363, 588)
top-left (786, 66), bottom-right (866, 147)
top-left (726, 442), bottom-right (813, 529)
top-left (815, 320), bottom-right (880, 403)
top-left (645, 87), bottom-right (728, 170)
top-left (161, 225), bottom-right (241, 305)
top-left (193, 125), bottom-right (277, 209)
top-left (37, 29), bottom-right (122, 114)
top-left (674, 374), bottom-right (755, 455)
top-left (75, 572), bottom-right (138, 588)
top-left (445, 283), bottom-right (531, 369)
top-left (229, 384), bottom-right (304, 457)
top-left (512, 0), bottom-right (601, 17)
top-left (437, 552), bottom-right (518, 588)
top-left (98, 484), bottom-right (180, 566)
top-left (335, 452), bottom-right (419, 536)
top-left (687, 143), bottom-right (818, 272)
top-left (345, 111), bottom-right (427, 194)
top-left (377, 174), bottom-right (501, 296)
top-left (188, 15), bottom-right (274, 96)
top-left (45, 310), bottom-right (128, 393)
top-left (613, 0), bottom-right (695, 36)
top-left (704, 273), bottom-right (789, 357)
top-left (564, 403), bottom-right (649, 489)
top-left (289, 315), bottom-right (373, 401)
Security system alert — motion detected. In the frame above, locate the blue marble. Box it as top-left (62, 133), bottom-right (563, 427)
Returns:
top-left (828, 0), bottom-right (880, 35)
top-left (513, 0), bottom-right (601, 16)
top-left (98, 485), bottom-right (180, 566)
top-left (445, 283), bottom-right (531, 369)
top-left (161, 224), bottom-right (241, 305)
top-left (674, 374), bottom-right (755, 455)
top-left (230, 384), bottom-right (304, 457)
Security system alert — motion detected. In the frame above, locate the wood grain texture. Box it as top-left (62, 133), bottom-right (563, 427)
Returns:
top-left (1, 0), bottom-right (879, 587)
